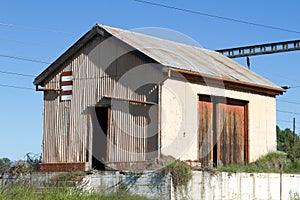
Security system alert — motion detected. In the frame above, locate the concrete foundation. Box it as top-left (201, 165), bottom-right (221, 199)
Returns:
top-left (1, 171), bottom-right (300, 199)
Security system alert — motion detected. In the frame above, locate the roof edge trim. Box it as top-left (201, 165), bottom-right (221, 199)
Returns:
top-left (33, 25), bottom-right (107, 86)
top-left (170, 68), bottom-right (285, 96)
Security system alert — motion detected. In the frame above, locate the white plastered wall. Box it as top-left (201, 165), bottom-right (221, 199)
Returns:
top-left (161, 78), bottom-right (277, 162)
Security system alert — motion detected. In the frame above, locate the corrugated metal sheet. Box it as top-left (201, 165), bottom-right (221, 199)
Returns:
top-left (42, 35), bottom-right (159, 164)
top-left (98, 24), bottom-right (281, 90)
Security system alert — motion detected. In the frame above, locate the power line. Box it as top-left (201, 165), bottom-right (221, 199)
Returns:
top-left (0, 83), bottom-right (34, 91)
top-left (277, 119), bottom-right (298, 123)
top-left (281, 85), bottom-right (300, 90)
top-left (277, 109), bottom-right (300, 115)
top-left (254, 68), bottom-right (300, 85)
top-left (277, 119), bottom-right (291, 123)
top-left (0, 37), bottom-right (60, 48)
top-left (134, 0), bottom-right (300, 34)
top-left (0, 54), bottom-right (50, 64)
top-left (277, 99), bottom-right (300, 105)
top-left (0, 22), bottom-right (76, 35)
top-left (0, 69), bottom-right (35, 77)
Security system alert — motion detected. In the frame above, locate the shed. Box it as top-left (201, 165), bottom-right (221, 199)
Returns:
top-left (34, 24), bottom-right (284, 171)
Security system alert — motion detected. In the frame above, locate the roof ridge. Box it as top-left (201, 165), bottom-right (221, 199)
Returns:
top-left (34, 24), bottom-right (283, 94)
top-left (97, 24), bottom-right (208, 52)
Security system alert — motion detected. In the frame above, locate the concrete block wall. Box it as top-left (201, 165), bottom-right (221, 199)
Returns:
top-left (175, 171), bottom-right (300, 200)
top-left (84, 171), bottom-right (171, 200)
top-left (1, 171), bottom-right (300, 199)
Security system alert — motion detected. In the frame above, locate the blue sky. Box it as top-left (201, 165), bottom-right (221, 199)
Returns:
top-left (1, 0), bottom-right (300, 160)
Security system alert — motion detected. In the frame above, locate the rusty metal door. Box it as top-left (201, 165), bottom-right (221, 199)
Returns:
top-left (217, 100), bottom-right (246, 166)
top-left (198, 95), bottom-right (213, 166)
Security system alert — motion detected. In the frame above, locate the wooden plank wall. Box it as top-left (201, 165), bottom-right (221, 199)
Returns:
top-left (42, 35), bottom-right (159, 164)
top-left (217, 103), bottom-right (245, 165)
top-left (198, 95), bottom-right (248, 166)
top-left (198, 96), bottom-right (213, 166)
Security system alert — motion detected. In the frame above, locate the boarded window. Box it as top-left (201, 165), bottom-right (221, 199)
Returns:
top-left (62, 107), bottom-right (70, 135)
top-left (198, 95), bottom-right (248, 167)
top-left (61, 71), bottom-right (73, 101)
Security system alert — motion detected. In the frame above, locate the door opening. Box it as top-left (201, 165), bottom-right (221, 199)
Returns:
top-left (92, 107), bottom-right (110, 170)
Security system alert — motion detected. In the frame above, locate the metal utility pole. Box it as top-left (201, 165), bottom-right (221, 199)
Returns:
top-left (216, 39), bottom-right (300, 58)
top-left (293, 117), bottom-right (296, 146)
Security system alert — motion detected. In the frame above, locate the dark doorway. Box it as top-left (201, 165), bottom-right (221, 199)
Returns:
top-left (92, 107), bottom-right (110, 170)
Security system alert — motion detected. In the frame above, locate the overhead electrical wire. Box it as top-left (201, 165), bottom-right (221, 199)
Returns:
top-left (133, 0), bottom-right (300, 34)
top-left (0, 54), bottom-right (50, 64)
top-left (0, 37), bottom-right (60, 48)
top-left (277, 119), bottom-right (300, 124)
top-left (254, 68), bottom-right (300, 85)
top-left (277, 109), bottom-right (300, 115)
top-left (0, 69), bottom-right (35, 77)
top-left (0, 83), bottom-right (34, 91)
top-left (0, 9), bottom-right (299, 108)
top-left (277, 99), bottom-right (300, 105)
top-left (277, 119), bottom-right (292, 123)
top-left (0, 22), bottom-right (76, 35)
top-left (276, 120), bottom-right (300, 128)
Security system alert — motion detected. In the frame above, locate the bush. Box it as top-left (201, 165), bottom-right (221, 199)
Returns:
top-left (218, 152), bottom-right (300, 174)
top-left (0, 158), bottom-right (11, 174)
top-left (166, 161), bottom-right (191, 191)
top-left (10, 161), bottom-right (30, 176)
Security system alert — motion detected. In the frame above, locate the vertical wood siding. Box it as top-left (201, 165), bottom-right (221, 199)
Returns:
top-left (42, 35), bottom-right (159, 164)
top-left (198, 96), bottom-right (213, 166)
top-left (197, 95), bottom-right (248, 167)
top-left (217, 102), bottom-right (246, 165)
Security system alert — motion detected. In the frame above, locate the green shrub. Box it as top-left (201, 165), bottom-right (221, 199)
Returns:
top-left (166, 161), bottom-right (191, 191)
top-left (218, 152), bottom-right (300, 174)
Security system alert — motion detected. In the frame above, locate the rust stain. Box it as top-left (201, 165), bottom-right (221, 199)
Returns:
top-left (100, 24), bottom-right (281, 90)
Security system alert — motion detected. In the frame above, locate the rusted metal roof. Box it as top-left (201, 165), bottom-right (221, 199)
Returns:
top-left (34, 24), bottom-right (283, 92)
top-left (99, 24), bottom-right (281, 90)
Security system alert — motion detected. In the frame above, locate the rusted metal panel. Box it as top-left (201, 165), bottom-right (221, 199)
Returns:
top-left (61, 81), bottom-right (73, 86)
top-left (61, 71), bottom-right (72, 76)
top-left (35, 24), bottom-right (282, 93)
top-left (39, 162), bottom-right (88, 172)
top-left (61, 90), bottom-right (72, 95)
top-left (198, 95), bottom-right (213, 167)
top-left (217, 100), bottom-right (246, 166)
top-left (100, 24), bottom-right (281, 90)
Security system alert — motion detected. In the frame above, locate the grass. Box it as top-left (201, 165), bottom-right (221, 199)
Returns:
top-left (0, 182), bottom-right (151, 200)
top-left (218, 152), bottom-right (300, 174)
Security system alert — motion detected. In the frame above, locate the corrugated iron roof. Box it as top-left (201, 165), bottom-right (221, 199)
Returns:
top-left (34, 24), bottom-right (283, 92)
top-left (98, 24), bottom-right (281, 90)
